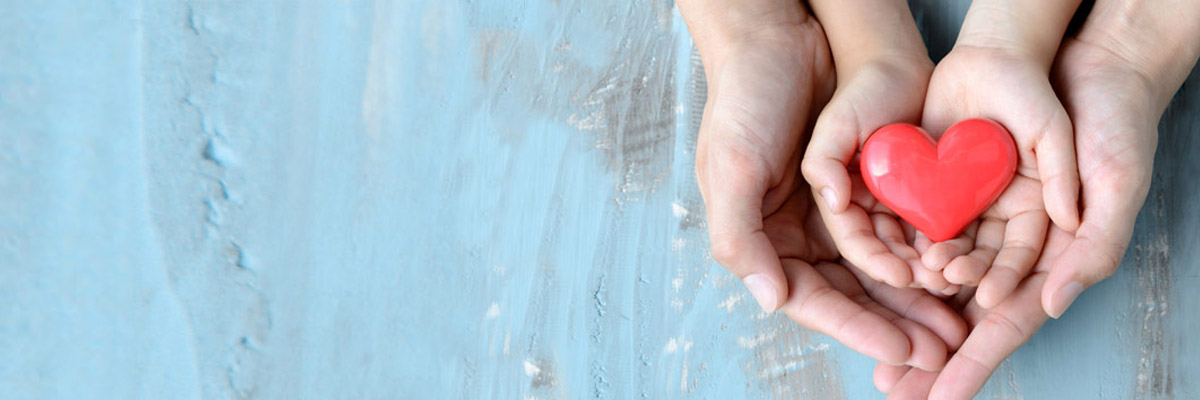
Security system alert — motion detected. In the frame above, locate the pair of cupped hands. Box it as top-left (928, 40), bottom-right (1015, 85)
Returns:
top-left (681, 0), bottom-right (1199, 398)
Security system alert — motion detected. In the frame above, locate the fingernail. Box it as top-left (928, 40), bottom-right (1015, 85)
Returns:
top-left (743, 274), bottom-right (779, 312)
top-left (821, 187), bottom-right (838, 211)
top-left (1049, 281), bottom-right (1084, 319)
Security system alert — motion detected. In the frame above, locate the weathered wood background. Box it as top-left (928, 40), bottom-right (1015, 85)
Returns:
top-left (2, 0), bottom-right (1197, 398)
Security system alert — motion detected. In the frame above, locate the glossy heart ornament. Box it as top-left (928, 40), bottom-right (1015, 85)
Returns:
top-left (859, 119), bottom-right (1018, 242)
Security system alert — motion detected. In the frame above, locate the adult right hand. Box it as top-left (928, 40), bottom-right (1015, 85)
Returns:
top-left (679, 0), bottom-right (836, 312)
top-left (678, 0), bottom-right (967, 372)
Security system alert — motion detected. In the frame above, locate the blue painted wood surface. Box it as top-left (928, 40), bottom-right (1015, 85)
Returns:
top-left (1, 1), bottom-right (1197, 398)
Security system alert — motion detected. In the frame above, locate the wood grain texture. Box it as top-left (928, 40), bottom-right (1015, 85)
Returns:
top-left (0, 0), bottom-right (1197, 398)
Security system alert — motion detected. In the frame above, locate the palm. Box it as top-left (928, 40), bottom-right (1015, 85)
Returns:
top-left (1046, 37), bottom-right (1156, 281)
top-left (771, 178), bottom-right (967, 372)
top-left (920, 47), bottom-right (1069, 308)
top-left (803, 58), bottom-right (974, 292)
top-left (873, 226), bottom-right (1070, 399)
top-left (876, 38), bottom-right (1169, 400)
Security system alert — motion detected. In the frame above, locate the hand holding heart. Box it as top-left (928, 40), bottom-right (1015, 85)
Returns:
top-left (802, 59), bottom-right (1071, 305)
top-left (679, 0), bottom-right (1200, 398)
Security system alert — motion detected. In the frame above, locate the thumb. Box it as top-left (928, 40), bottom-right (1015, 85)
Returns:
top-left (801, 105), bottom-right (859, 214)
top-left (699, 146), bottom-right (787, 312)
top-left (1034, 112), bottom-right (1082, 231)
top-left (1042, 184), bottom-right (1145, 318)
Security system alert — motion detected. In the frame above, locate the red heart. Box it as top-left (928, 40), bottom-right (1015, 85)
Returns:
top-left (859, 118), bottom-right (1018, 242)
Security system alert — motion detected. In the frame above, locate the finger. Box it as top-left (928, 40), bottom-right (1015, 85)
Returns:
top-left (944, 218), bottom-right (1004, 285)
top-left (894, 319), bottom-right (948, 371)
top-left (886, 368), bottom-right (938, 400)
top-left (928, 275), bottom-right (1050, 400)
top-left (910, 261), bottom-right (950, 291)
top-left (802, 104), bottom-right (861, 213)
top-left (701, 147), bottom-right (786, 312)
top-left (873, 214), bottom-right (947, 291)
top-left (851, 265), bottom-right (968, 351)
top-left (921, 223), bottom-right (977, 271)
top-left (1034, 112), bottom-right (1081, 231)
top-left (779, 260), bottom-right (912, 365)
top-left (875, 363), bottom-right (910, 394)
top-left (977, 209), bottom-right (1048, 309)
top-left (871, 214), bottom-right (924, 267)
top-left (1042, 188), bottom-right (1144, 317)
top-left (816, 192), bottom-right (913, 288)
top-left (911, 227), bottom-right (934, 255)
top-left (829, 272), bottom-right (948, 371)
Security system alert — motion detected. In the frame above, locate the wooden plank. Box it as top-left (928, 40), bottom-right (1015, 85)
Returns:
top-left (1, 0), bottom-right (1198, 398)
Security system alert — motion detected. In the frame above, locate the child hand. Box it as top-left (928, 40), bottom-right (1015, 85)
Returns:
top-left (801, 0), bottom-right (971, 293)
top-left (920, 45), bottom-right (1073, 308)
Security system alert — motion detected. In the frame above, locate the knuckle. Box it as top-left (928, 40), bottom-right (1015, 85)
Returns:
top-left (708, 235), bottom-right (742, 266)
top-left (800, 157), bottom-right (823, 182)
top-left (1096, 254), bottom-right (1122, 278)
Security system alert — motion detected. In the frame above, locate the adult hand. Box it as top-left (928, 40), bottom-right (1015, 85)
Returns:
top-left (870, 226), bottom-right (1072, 399)
top-left (679, 0), bottom-right (835, 311)
top-left (769, 177), bottom-right (967, 371)
top-left (678, 0), bottom-right (967, 370)
top-left (1040, 0), bottom-right (1200, 318)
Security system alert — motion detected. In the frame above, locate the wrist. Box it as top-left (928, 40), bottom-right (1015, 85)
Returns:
top-left (808, 0), bottom-right (929, 82)
top-left (841, 51), bottom-right (933, 91)
top-left (677, 0), bottom-right (809, 63)
top-left (1073, 2), bottom-right (1200, 107)
top-left (954, 0), bottom-right (1082, 70)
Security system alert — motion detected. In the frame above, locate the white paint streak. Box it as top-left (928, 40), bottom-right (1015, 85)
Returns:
top-left (665, 335), bottom-right (693, 355)
top-left (680, 353), bottom-right (689, 393)
top-left (671, 202), bottom-right (688, 218)
top-left (566, 110), bottom-right (605, 132)
top-left (717, 292), bottom-right (745, 313)
top-left (485, 302), bottom-right (500, 319)
top-left (523, 360), bottom-right (541, 377)
top-left (671, 237), bottom-right (686, 252)
top-left (738, 330), bottom-right (778, 349)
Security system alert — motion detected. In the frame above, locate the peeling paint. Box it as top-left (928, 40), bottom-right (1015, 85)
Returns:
top-left (740, 321), bottom-right (845, 399)
top-left (1132, 186), bottom-right (1176, 399)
